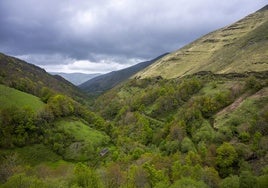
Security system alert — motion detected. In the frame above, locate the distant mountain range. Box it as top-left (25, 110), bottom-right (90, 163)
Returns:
top-left (49, 72), bottom-right (101, 85)
top-left (79, 53), bottom-right (169, 93)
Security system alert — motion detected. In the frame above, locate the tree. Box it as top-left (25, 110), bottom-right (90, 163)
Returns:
top-left (103, 163), bottom-right (124, 188)
top-left (170, 177), bottom-right (208, 188)
top-left (72, 163), bottom-right (102, 188)
top-left (143, 163), bottom-right (168, 187)
top-left (216, 143), bottom-right (238, 177)
top-left (239, 171), bottom-right (257, 188)
top-left (257, 174), bottom-right (268, 188)
top-left (127, 165), bottom-right (149, 188)
top-left (0, 153), bottom-right (20, 183)
top-left (169, 123), bottom-right (186, 142)
top-left (40, 87), bottom-right (54, 103)
top-left (202, 166), bottom-right (220, 188)
top-left (181, 137), bottom-right (196, 153)
top-left (220, 175), bottom-right (239, 188)
top-left (2, 173), bottom-right (45, 188)
top-left (47, 94), bottom-right (74, 117)
top-left (245, 76), bottom-right (262, 91)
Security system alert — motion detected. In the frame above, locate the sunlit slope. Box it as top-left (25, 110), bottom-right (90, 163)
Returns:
top-left (0, 84), bottom-right (44, 111)
top-left (135, 7), bottom-right (268, 79)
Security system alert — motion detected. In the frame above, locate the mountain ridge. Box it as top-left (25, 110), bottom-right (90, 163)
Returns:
top-left (79, 53), bottom-right (169, 93)
top-left (135, 6), bottom-right (268, 79)
top-left (0, 53), bottom-right (86, 100)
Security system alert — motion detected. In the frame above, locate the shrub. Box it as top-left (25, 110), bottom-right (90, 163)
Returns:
top-left (238, 132), bottom-right (250, 143)
top-left (245, 76), bottom-right (262, 91)
top-left (216, 143), bottom-right (238, 177)
top-left (170, 177), bottom-right (209, 188)
top-left (181, 137), bottom-right (196, 153)
top-left (220, 175), bottom-right (239, 188)
top-left (239, 171), bottom-right (257, 188)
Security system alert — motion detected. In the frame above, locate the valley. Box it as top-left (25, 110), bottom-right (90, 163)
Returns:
top-left (0, 5), bottom-right (268, 188)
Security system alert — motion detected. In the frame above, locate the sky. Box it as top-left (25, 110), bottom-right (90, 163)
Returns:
top-left (0, 0), bottom-right (267, 74)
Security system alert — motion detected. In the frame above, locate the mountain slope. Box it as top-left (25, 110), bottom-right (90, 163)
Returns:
top-left (50, 72), bottom-right (101, 85)
top-left (79, 53), bottom-right (168, 93)
top-left (135, 6), bottom-right (268, 79)
top-left (0, 84), bottom-right (44, 111)
top-left (0, 53), bottom-right (86, 100)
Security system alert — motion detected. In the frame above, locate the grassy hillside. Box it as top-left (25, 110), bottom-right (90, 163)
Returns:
top-left (54, 119), bottom-right (110, 161)
top-left (0, 84), bottom-right (44, 111)
top-left (135, 7), bottom-right (268, 79)
top-left (0, 53), bottom-right (86, 101)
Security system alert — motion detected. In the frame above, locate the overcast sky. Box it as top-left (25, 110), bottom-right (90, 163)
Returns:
top-left (0, 0), bottom-right (267, 73)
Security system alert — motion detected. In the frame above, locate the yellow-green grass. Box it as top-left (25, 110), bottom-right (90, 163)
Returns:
top-left (0, 84), bottom-right (44, 112)
top-left (135, 10), bottom-right (268, 79)
top-left (200, 80), bottom-right (244, 96)
top-left (55, 119), bottom-right (109, 146)
top-left (55, 119), bottom-right (110, 161)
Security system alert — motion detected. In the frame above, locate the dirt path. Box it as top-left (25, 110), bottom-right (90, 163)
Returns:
top-left (216, 87), bottom-right (268, 117)
top-left (216, 92), bottom-right (250, 117)
top-left (248, 87), bottom-right (268, 99)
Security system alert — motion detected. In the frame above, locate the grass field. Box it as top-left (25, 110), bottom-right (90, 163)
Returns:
top-left (55, 119), bottom-right (110, 146)
top-left (0, 84), bottom-right (44, 112)
top-left (55, 119), bottom-right (110, 161)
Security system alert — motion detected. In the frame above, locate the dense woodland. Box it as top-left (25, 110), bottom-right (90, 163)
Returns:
top-left (0, 71), bottom-right (268, 187)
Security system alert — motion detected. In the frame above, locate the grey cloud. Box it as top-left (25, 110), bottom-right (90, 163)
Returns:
top-left (0, 0), bottom-right (267, 70)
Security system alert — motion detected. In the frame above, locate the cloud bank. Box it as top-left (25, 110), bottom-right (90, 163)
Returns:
top-left (0, 0), bottom-right (267, 73)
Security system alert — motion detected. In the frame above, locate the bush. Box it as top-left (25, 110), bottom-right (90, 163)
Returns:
top-left (170, 177), bottom-right (209, 188)
top-left (245, 76), bottom-right (262, 91)
top-left (220, 175), bottom-right (239, 188)
top-left (239, 171), bottom-right (257, 188)
top-left (238, 132), bottom-right (250, 143)
top-left (2, 173), bottom-right (45, 188)
top-left (257, 174), bottom-right (268, 188)
top-left (71, 163), bottom-right (102, 188)
top-left (216, 143), bottom-right (238, 177)
top-left (181, 137), bottom-right (196, 153)
top-left (202, 166), bottom-right (220, 188)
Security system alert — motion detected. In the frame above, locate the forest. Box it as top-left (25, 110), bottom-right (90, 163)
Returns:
top-left (1, 72), bottom-right (268, 188)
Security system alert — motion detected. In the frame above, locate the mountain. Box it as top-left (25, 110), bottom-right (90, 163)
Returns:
top-left (1, 6), bottom-right (268, 188)
top-left (0, 53), bottom-right (86, 101)
top-left (79, 53), bottom-right (168, 93)
top-left (135, 6), bottom-right (268, 79)
top-left (91, 6), bottom-right (268, 187)
top-left (49, 72), bottom-right (101, 85)
top-left (0, 53), bottom-right (110, 165)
